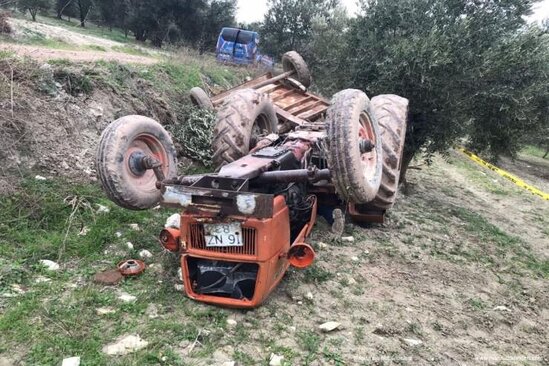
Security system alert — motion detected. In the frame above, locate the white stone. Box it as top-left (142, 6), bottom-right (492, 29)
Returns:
top-left (102, 335), bottom-right (149, 355)
top-left (96, 204), bottom-right (110, 213)
top-left (226, 318), bottom-right (237, 327)
top-left (269, 353), bottom-right (284, 366)
top-left (118, 292), bottom-right (137, 303)
top-left (341, 236), bottom-right (355, 242)
top-left (165, 213), bottom-right (181, 229)
top-left (139, 249), bottom-right (153, 259)
top-left (96, 307), bottom-right (116, 315)
top-left (348, 277), bottom-right (357, 285)
top-left (403, 338), bottom-right (423, 347)
top-left (317, 242), bottom-right (329, 249)
top-left (35, 276), bottom-right (51, 283)
top-left (34, 175), bottom-right (47, 181)
top-left (61, 357), bottom-right (80, 366)
top-left (40, 259), bottom-right (60, 271)
top-left (174, 284), bottom-right (184, 291)
top-left (115, 231), bottom-right (123, 238)
top-left (78, 226), bottom-right (89, 236)
top-left (126, 242), bottom-right (134, 250)
top-left (13, 284), bottom-right (25, 293)
top-left (493, 305), bottom-right (510, 312)
top-left (178, 268), bottom-right (184, 282)
top-left (129, 223), bottom-right (140, 231)
top-left (222, 362), bottom-right (235, 366)
top-left (289, 326), bottom-right (296, 332)
top-left (319, 321), bottom-right (341, 332)
top-left (305, 292), bottom-right (314, 300)
top-left (351, 256), bottom-right (359, 262)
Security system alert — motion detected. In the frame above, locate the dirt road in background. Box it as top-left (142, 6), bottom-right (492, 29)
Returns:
top-left (0, 43), bottom-right (158, 64)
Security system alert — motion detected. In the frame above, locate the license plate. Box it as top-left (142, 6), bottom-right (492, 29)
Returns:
top-left (204, 223), bottom-right (243, 247)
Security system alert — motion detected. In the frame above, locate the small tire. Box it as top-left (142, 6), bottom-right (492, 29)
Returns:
top-left (325, 89), bottom-right (383, 203)
top-left (212, 89), bottom-right (278, 169)
top-left (369, 95), bottom-right (409, 209)
top-left (282, 51), bottom-right (311, 88)
top-left (96, 115), bottom-right (177, 210)
top-left (190, 87), bottom-right (214, 110)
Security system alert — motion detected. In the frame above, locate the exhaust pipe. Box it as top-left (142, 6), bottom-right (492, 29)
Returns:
top-left (288, 243), bottom-right (315, 268)
top-left (159, 228), bottom-right (181, 252)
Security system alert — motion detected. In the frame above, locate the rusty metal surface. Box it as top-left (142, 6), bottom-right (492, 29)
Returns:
top-left (218, 154), bottom-right (277, 179)
top-left (252, 168), bottom-right (331, 184)
top-left (161, 183), bottom-right (275, 219)
top-left (347, 203), bottom-right (385, 224)
top-left (210, 71), bottom-right (329, 124)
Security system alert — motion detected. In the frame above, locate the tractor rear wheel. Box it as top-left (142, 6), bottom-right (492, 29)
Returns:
top-left (282, 51), bottom-right (311, 88)
top-left (325, 89), bottom-right (383, 203)
top-left (212, 89), bottom-right (278, 169)
top-left (369, 94), bottom-right (409, 209)
top-left (96, 115), bottom-right (177, 210)
top-left (190, 87), bottom-right (214, 110)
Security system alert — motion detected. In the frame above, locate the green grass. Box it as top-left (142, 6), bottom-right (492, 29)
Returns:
top-left (33, 14), bottom-right (132, 44)
top-left (112, 45), bottom-right (151, 57)
top-left (521, 145), bottom-right (548, 159)
top-left (448, 206), bottom-right (548, 278)
top-left (0, 177), bottom-right (206, 364)
top-left (447, 153), bottom-right (516, 196)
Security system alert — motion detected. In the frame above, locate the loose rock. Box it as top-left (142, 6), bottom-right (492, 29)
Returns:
top-left (226, 318), bottom-right (237, 327)
top-left (165, 213), bottom-right (181, 229)
top-left (269, 353), bottom-right (284, 366)
top-left (126, 242), bottom-right (134, 250)
top-left (96, 204), bottom-right (110, 214)
top-left (118, 292), bottom-right (137, 303)
top-left (34, 175), bottom-right (47, 181)
top-left (319, 321), bottom-right (341, 332)
top-left (96, 307), bottom-right (116, 315)
top-left (341, 236), bottom-right (355, 243)
top-left (39, 259), bottom-right (60, 271)
top-left (102, 334), bottom-right (149, 355)
top-left (493, 305), bottom-right (510, 312)
top-left (139, 249), bottom-right (153, 259)
top-left (129, 223), bottom-right (140, 231)
top-left (402, 338), bottom-right (423, 347)
top-left (61, 356), bottom-right (80, 366)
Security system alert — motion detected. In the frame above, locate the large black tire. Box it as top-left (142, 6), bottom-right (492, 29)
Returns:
top-left (281, 51), bottom-right (311, 88)
top-left (212, 89), bottom-right (278, 169)
top-left (96, 115), bottom-right (177, 210)
top-left (325, 89), bottom-right (383, 204)
top-left (369, 95), bottom-right (409, 209)
top-left (190, 87), bottom-right (214, 110)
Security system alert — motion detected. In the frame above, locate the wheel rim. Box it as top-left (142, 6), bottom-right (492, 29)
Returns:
top-left (358, 112), bottom-right (378, 182)
top-left (249, 113), bottom-right (271, 149)
top-left (122, 134), bottom-right (171, 193)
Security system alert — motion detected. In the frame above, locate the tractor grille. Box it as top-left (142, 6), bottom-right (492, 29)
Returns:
top-left (189, 223), bottom-right (257, 256)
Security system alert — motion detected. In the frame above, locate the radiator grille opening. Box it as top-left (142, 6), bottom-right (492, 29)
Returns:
top-left (189, 223), bottom-right (257, 256)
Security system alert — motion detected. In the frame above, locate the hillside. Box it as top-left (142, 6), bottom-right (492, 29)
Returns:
top-left (1, 14), bottom-right (548, 366)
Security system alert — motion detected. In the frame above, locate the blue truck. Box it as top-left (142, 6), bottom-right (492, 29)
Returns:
top-left (215, 27), bottom-right (273, 68)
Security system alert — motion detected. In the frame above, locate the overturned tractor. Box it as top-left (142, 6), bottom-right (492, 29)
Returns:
top-left (96, 51), bottom-right (408, 308)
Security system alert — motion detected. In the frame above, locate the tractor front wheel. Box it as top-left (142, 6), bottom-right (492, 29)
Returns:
top-left (96, 115), bottom-right (178, 210)
top-left (190, 87), bottom-right (214, 110)
top-left (281, 51), bottom-right (311, 88)
top-left (325, 89), bottom-right (383, 204)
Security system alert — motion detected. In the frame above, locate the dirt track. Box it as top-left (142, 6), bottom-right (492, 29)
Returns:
top-left (0, 43), bottom-right (158, 64)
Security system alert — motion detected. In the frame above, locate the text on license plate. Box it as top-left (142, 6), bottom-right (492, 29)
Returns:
top-left (204, 223), bottom-right (243, 247)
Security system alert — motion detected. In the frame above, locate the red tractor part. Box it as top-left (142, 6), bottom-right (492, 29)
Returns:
top-left (159, 227), bottom-right (181, 252)
top-left (288, 243), bottom-right (315, 269)
top-left (117, 259), bottom-right (146, 276)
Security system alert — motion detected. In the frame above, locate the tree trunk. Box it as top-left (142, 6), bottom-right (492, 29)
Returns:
top-left (29, 9), bottom-right (37, 21)
top-left (399, 148), bottom-right (415, 187)
top-left (543, 146), bottom-right (549, 159)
